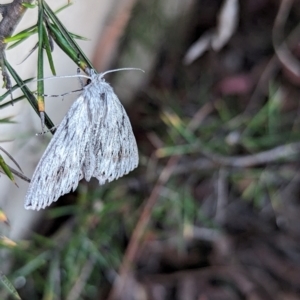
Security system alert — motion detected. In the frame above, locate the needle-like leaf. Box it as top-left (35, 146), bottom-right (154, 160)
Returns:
top-left (37, 0), bottom-right (45, 131)
top-left (0, 154), bottom-right (16, 185)
top-left (4, 25), bottom-right (37, 43)
top-left (43, 1), bottom-right (93, 72)
top-left (0, 78), bottom-right (34, 102)
top-left (43, 23), bottom-right (56, 75)
top-left (4, 58), bottom-right (55, 131)
top-left (0, 271), bottom-right (21, 300)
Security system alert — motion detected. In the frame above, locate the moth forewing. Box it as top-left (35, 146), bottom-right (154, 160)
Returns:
top-left (24, 72), bottom-right (139, 210)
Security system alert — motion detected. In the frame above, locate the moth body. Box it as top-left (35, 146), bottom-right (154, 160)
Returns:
top-left (24, 73), bottom-right (138, 210)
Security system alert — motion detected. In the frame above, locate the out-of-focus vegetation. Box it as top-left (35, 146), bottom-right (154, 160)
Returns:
top-left (2, 0), bottom-right (300, 299)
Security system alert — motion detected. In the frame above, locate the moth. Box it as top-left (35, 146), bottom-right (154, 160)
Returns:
top-left (25, 68), bottom-right (141, 210)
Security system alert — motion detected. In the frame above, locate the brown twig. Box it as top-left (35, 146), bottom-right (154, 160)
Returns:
top-left (93, 0), bottom-right (139, 71)
top-left (204, 142), bottom-right (300, 168)
top-left (241, 0), bottom-right (299, 115)
top-left (172, 142), bottom-right (300, 175)
top-left (107, 155), bottom-right (180, 300)
top-left (215, 167), bottom-right (228, 224)
top-left (272, 0), bottom-right (300, 78)
top-left (66, 256), bottom-right (95, 300)
top-left (0, 0), bottom-right (32, 88)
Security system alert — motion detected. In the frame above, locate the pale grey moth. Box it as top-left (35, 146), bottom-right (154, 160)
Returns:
top-left (25, 69), bottom-right (141, 210)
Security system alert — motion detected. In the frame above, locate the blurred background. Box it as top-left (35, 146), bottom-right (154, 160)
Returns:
top-left (1, 0), bottom-right (300, 299)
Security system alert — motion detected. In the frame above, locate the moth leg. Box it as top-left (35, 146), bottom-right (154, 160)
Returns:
top-left (77, 67), bottom-right (85, 89)
top-left (36, 125), bottom-right (57, 136)
top-left (39, 90), bottom-right (83, 98)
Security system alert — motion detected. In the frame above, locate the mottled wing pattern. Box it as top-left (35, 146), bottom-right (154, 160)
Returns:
top-left (25, 95), bottom-right (91, 210)
top-left (81, 81), bottom-right (139, 185)
top-left (94, 88), bottom-right (138, 184)
top-left (24, 76), bottom-right (139, 210)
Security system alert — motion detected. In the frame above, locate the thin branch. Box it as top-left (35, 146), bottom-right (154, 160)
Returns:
top-left (172, 142), bottom-right (300, 175)
top-left (66, 256), bottom-right (95, 300)
top-left (0, 0), bottom-right (33, 88)
top-left (215, 168), bottom-right (228, 224)
top-left (107, 155), bottom-right (180, 300)
top-left (272, 0), bottom-right (300, 78)
top-left (204, 142), bottom-right (300, 168)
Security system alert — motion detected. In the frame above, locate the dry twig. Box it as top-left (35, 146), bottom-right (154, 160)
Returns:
top-left (108, 155), bottom-right (179, 300)
top-left (0, 0), bottom-right (32, 88)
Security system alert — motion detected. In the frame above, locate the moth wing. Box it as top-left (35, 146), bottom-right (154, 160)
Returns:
top-left (93, 92), bottom-right (138, 184)
top-left (24, 95), bottom-right (91, 210)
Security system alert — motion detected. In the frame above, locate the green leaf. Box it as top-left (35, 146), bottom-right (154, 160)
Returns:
top-left (37, 1), bottom-right (45, 97)
top-left (0, 155), bottom-right (15, 183)
top-left (0, 146), bottom-right (23, 173)
top-left (46, 22), bottom-right (81, 66)
top-left (0, 78), bottom-right (35, 102)
top-left (42, 253), bottom-right (60, 300)
top-left (69, 32), bottom-right (89, 41)
top-left (0, 116), bottom-right (16, 124)
top-left (7, 24), bottom-right (37, 38)
top-left (43, 24), bottom-right (56, 75)
top-left (22, 2), bottom-right (37, 9)
top-left (5, 27), bottom-right (37, 43)
top-left (0, 271), bottom-right (21, 300)
top-left (37, 0), bottom-right (46, 132)
top-left (13, 252), bottom-right (51, 278)
top-left (6, 25), bottom-right (37, 49)
top-left (1, 165), bottom-right (30, 183)
top-left (54, 2), bottom-right (73, 14)
top-left (0, 95), bottom-right (28, 109)
top-left (4, 58), bottom-right (55, 132)
top-left (43, 1), bottom-right (94, 72)
top-left (7, 37), bottom-right (33, 50)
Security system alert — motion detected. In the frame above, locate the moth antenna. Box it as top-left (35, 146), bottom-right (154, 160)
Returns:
top-left (19, 68), bottom-right (144, 89)
top-left (36, 125), bottom-right (57, 136)
top-left (77, 67), bottom-right (85, 88)
top-left (101, 68), bottom-right (145, 77)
